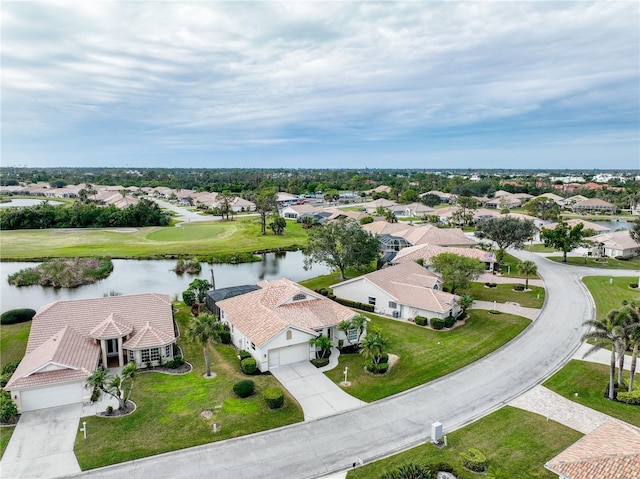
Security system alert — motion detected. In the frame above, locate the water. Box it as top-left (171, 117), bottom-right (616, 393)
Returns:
top-left (0, 251), bottom-right (332, 313)
top-left (0, 199), bottom-right (64, 208)
top-left (592, 220), bottom-right (632, 232)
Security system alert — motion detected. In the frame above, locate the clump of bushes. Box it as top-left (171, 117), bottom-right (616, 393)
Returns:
top-left (431, 318), bottom-right (445, 330)
top-left (444, 316), bottom-right (456, 328)
top-left (233, 379), bottom-right (255, 398)
top-left (263, 387), bottom-right (284, 409)
top-left (239, 350), bottom-right (252, 361)
top-left (617, 390), bottom-right (640, 405)
top-left (311, 358), bottom-right (329, 368)
top-left (8, 257), bottom-right (113, 288)
top-left (366, 361), bottom-right (389, 374)
top-left (615, 254), bottom-right (635, 261)
top-left (219, 324), bottom-right (231, 344)
top-left (1, 308), bottom-right (36, 325)
top-left (165, 355), bottom-right (185, 369)
top-left (513, 284), bottom-right (525, 291)
top-left (241, 357), bottom-right (257, 374)
top-left (173, 258), bottom-right (202, 274)
top-left (460, 448), bottom-right (487, 473)
top-left (333, 297), bottom-right (375, 312)
top-left (414, 316), bottom-right (428, 326)
top-left (0, 391), bottom-right (18, 423)
top-left (381, 463), bottom-right (435, 479)
top-left (0, 360), bottom-right (21, 388)
top-left (485, 282), bottom-right (497, 288)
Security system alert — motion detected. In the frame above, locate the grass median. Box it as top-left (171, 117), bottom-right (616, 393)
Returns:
top-left (324, 310), bottom-right (531, 402)
top-left (582, 276), bottom-right (639, 319)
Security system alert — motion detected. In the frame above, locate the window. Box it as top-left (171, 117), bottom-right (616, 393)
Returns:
top-left (150, 348), bottom-right (160, 362)
top-left (388, 301), bottom-right (397, 309)
top-left (293, 293), bottom-right (305, 301)
top-left (141, 349), bottom-right (150, 363)
top-left (165, 345), bottom-right (172, 358)
top-left (286, 330), bottom-right (292, 340)
top-left (127, 349), bottom-right (135, 362)
top-left (250, 342), bottom-right (256, 350)
top-left (347, 329), bottom-right (358, 342)
top-left (368, 297), bottom-right (376, 306)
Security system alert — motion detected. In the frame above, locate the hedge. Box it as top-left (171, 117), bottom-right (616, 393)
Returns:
top-left (239, 350), bottom-right (252, 361)
top-left (332, 297), bottom-right (375, 312)
top-left (233, 380), bottom-right (255, 398)
top-left (311, 358), bottom-right (329, 368)
top-left (459, 448), bottom-right (487, 473)
top-left (431, 318), bottom-right (445, 330)
top-left (263, 387), bottom-right (284, 409)
top-left (513, 284), bottom-right (525, 291)
top-left (1, 308), bottom-right (36, 325)
top-left (414, 316), bottom-right (428, 326)
top-left (165, 355), bottom-right (184, 369)
top-left (366, 362), bottom-right (389, 374)
top-left (617, 390), bottom-right (640, 405)
top-left (241, 357), bottom-right (257, 374)
top-left (0, 391), bottom-right (18, 423)
top-left (444, 316), bottom-right (456, 328)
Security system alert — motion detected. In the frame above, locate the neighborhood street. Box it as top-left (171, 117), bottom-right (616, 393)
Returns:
top-left (66, 253), bottom-right (637, 479)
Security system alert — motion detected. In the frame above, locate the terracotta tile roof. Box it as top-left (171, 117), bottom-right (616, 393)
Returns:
top-left (362, 220), bottom-right (408, 236)
top-left (217, 278), bottom-right (356, 347)
top-left (393, 244), bottom-right (495, 265)
top-left (124, 321), bottom-right (175, 349)
top-left (6, 326), bottom-right (99, 389)
top-left (397, 225), bottom-right (477, 247)
top-left (546, 419), bottom-right (640, 479)
top-left (588, 230), bottom-right (640, 250)
top-left (574, 198), bottom-right (616, 208)
top-left (89, 313), bottom-right (134, 340)
top-left (545, 219), bottom-right (610, 233)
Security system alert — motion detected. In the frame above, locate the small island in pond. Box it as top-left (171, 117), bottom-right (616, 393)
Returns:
top-left (8, 257), bottom-right (114, 288)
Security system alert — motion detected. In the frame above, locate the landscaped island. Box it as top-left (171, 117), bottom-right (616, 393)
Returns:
top-left (8, 257), bottom-right (114, 288)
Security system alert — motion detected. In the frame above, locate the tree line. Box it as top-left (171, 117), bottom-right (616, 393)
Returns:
top-left (0, 198), bottom-right (169, 230)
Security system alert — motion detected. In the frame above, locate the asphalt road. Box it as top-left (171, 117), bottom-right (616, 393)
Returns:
top-left (68, 253), bottom-right (637, 479)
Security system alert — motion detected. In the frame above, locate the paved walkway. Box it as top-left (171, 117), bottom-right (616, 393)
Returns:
top-left (270, 355), bottom-right (365, 421)
top-left (572, 343), bottom-right (633, 371)
top-left (477, 272), bottom-right (544, 287)
top-left (473, 300), bottom-right (541, 320)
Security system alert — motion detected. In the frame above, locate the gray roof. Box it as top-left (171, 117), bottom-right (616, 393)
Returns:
top-left (206, 285), bottom-right (261, 302)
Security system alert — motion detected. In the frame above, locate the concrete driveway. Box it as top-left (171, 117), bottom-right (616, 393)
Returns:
top-left (270, 361), bottom-right (365, 421)
top-left (1, 403), bottom-right (82, 479)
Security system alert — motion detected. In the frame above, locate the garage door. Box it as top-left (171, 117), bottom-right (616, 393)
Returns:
top-left (21, 382), bottom-right (83, 411)
top-left (269, 343), bottom-right (309, 369)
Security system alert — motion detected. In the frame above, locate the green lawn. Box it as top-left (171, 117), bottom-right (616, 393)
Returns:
top-left (0, 427), bottom-right (15, 459)
top-left (73, 304), bottom-right (303, 470)
top-left (0, 218), bottom-right (308, 260)
top-left (324, 310), bottom-right (530, 402)
top-left (525, 243), bottom-right (555, 253)
top-left (543, 360), bottom-right (640, 427)
top-left (582, 276), bottom-right (639, 320)
top-left (347, 406), bottom-right (583, 479)
top-left (547, 255), bottom-right (640, 270)
top-left (496, 253), bottom-right (541, 279)
top-left (0, 322), bottom-right (31, 369)
top-left (459, 283), bottom-right (545, 308)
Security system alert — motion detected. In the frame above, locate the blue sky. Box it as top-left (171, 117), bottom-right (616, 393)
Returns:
top-left (2, 1), bottom-right (639, 170)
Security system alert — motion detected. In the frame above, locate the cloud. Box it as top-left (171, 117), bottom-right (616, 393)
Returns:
top-left (1, 1), bottom-right (638, 168)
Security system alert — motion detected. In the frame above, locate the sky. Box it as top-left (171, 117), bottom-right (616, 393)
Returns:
top-left (1, 1), bottom-right (639, 170)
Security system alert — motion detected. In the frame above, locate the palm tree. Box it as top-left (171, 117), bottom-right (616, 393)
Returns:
top-left (457, 293), bottom-right (474, 315)
top-left (86, 362), bottom-right (138, 410)
top-left (360, 327), bottom-right (388, 368)
top-left (517, 260), bottom-right (538, 290)
top-left (351, 315), bottom-right (367, 343)
top-left (622, 301), bottom-right (640, 392)
top-left (309, 335), bottom-right (332, 359)
top-left (582, 310), bottom-right (626, 400)
top-left (185, 313), bottom-right (221, 377)
top-left (337, 320), bottom-right (353, 348)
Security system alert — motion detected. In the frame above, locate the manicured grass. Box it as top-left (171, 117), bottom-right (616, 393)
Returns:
top-left (0, 426), bottom-right (15, 459)
top-left (459, 282), bottom-right (545, 308)
top-left (547, 255), bottom-right (640, 270)
top-left (497, 253), bottom-right (541, 279)
top-left (525, 243), bottom-right (555, 253)
top-left (324, 310), bottom-right (530, 402)
top-left (299, 266), bottom-right (375, 292)
top-left (73, 304), bottom-right (303, 470)
top-left (347, 406), bottom-right (583, 479)
top-left (0, 322), bottom-right (30, 369)
top-left (0, 218), bottom-right (308, 260)
top-left (543, 360), bottom-right (640, 427)
top-left (582, 276), bottom-right (639, 320)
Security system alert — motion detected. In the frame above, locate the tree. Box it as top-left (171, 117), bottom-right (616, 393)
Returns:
top-left (523, 197), bottom-right (561, 221)
top-left (398, 188), bottom-right (418, 204)
top-left (351, 314), bottom-right (367, 343)
top-left (540, 221), bottom-right (586, 262)
top-left (452, 196), bottom-right (479, 226)
top-left (421, 194), bottom-right (441, 207)
top-left (86, 363), bottom-right (138, 410)
top-left (309, 335), bottom-right (332, 359)
top-left (630, 218), bottom-right (640, 243)
top-left (299, 215), bottom-right (318, 230)
top-left (304, 218), bottom-right (379, 280)
top-left (383, 209), bottom-right (397, 223)
top-left (457, 293), bottom-right (474, 314)
top-left (337, 320), bottom-right (353, 348)
top-left (188, 278), bottom-right (212, 303)
top-left (269, 216), bottom-right (287, 235)
top-left (252, 188), bottom-right (277, 235)
top-left (359, 327), bottom-right (388, 368)
top-left (217, 191), bottom-right (232, 220)
top-left (431, 253), bottom-right (485, 294)
top-left (582, 310), bottom-right (626, 400)
top-left (185, 313), bottom-right (221, 377)
top-left (620, 301), bottom-right (640, 392)
top-left (474, 217), bottom-right (536, 262)
top-left (517, 260), bottom-right (538, 290)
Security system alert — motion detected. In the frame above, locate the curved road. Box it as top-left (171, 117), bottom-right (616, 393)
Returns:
top-left (70, 253), bottom-right (637, 479)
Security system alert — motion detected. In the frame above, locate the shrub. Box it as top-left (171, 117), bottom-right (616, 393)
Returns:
top-left (105, 405), bottom-right (113, 415)
top-left (219, 329), bottom-right (231, 344)
top-left (2, 359), bottom-right (21, 376)
top-left (414, 316), bottom-right (428, 326)
top-left (459, 448), bottom-right (487, 473)
top-left (90, 387), bottom-right (101, 402)
top-left (311, 358), bottom-right (329, 368)
top-left (615, 254), bottom-right (634, 261)
top-left (630, 283), bottom-right (638, 289)
top-left (431, 318), bottom-right (445, 330)
top-left (360, 303), bottom-right (375, 312)
top-left (360, 216), bottom-right (374, 225)
top-left (182, 289), bottom-right (196, 306)
top-left (317, 288), bottom-right (329, 296)
top-left (166, 355), bottom-right (184, 369)
top-left (379, 352), bottom-right (389, 364)
top-left (0, 391), bottom-right (18, 423)
top-left (0, 308), bottom-right (36, 325)
top-left (239, 350), bottom-right (252, 361)
top-left (263, 387), bottom-right (284, 409)
top-left (485, 282), bottom-right (497, 288)
top-left (241, 357), bottom-right (257, 374)
top-left (513, 284), bottom-right (525, 291)
top-left (444, 316), bottom-right (456, 328)
top-left (617, 390), bottom-right (640, 405)
top-left (366, 362), bottom-right (389, 374)
top-left (233, 379), bottom-right (255, 398)
top-left (380, 463), bottom-right (434, 479)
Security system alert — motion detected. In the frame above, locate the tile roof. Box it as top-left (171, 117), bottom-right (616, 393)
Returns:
top-left (124, 321), bottom-right (175, 349)
top-left (397, 225), bottom-right (477, 247)
top-left (546, 419), bottom-right (640, 479)
top-left (588, 230), bottom-right (640, 250)
top-left (545, 219), bottom-right (610, 233)
top-left (217, 278), bottom-right (357, 347)
top-left (89, 313), bottom-right (134, 340)
top-left (393, 244), bottom-right (495, 265)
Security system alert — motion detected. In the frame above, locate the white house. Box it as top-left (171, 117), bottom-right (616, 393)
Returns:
top-left (587, 230), bottom-right (640, 258)
top-left (217, 278), bottom-right (362, 372)
top-left (6, 294), bottom-right (177, 412)
top-left (392, 243), bottom-right (496, 272)
top-left (331, 262), bottom-right (461, 321)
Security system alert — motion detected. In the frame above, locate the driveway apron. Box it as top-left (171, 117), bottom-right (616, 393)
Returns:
top-left (271, 361), bottom-right (365, 421)
top-left (1, 403), bottom-right (82, 479)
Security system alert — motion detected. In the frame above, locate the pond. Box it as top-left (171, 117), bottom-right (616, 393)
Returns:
top-left (0, 251), bottom-right (332, 314)
top-left (592, 219), bottom-right (633, 232)
top-left (0, 198), bottom-right (64, 208)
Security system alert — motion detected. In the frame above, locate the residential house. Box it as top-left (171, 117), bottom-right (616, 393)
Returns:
top-left (206, 285), bottom-right (262, 317)
top-left (364, 198), bottom-right (400, 215)
top-left (400, 202), bottom-right (434, 218)
top-left (484, 193), bottom-right (522, 209)
top-left (564, 194), bottom-right (589, 206)
top-left (545, 419), bottom-right (640, 479)
top-left (281, 204), bottom-right (322, 220)
top-left (572, 198), bottom-right (617, 214)
top-left (331, 262), bottom-right (461, 321)
top-left (587, 230), bottom-right (640, 258)
top-left (419, 191), bottom-right (457, 204)
top-left (535, 193), bottom-right (566, 205)
top-left (6, 294), bottom-right (176, 412)
top-left (276, 192), bottom-right (300, 209)
top-left (217, 278), bottom-right (362, 372)
top-left (392, 243), bottom-right (496, 272)
top-left (543, 219), bottom-right (610, 234)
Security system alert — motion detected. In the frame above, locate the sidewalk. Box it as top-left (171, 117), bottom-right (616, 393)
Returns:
top-left (473, 300), bottom-right (540, 320)
top-left (477, 272), bottom-right (544, 287)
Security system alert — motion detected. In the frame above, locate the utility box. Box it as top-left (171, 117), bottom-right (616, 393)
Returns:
top-left (431, 421), bottom-right (443, 443)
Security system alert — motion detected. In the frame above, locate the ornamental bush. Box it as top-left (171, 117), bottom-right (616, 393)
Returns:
top-left (459, 448), bottom-right (487, 473)
top-left (239, 350), bottom-right (252, 361)
top-left (311, 358), bottom-right (329, 368)
top-left (380, 463), bottom-right (434, 479)
top-left (414, 316), bottom-right (428, 326)
top-left (379, 352), bottom-right (389, 364)
top-left (431, 318), bottom-right (445, 330)
top-left (0, 391), bottom-right (18, 423)
top-left (513, 284), bottom-right (525, 291)
top-left (263, 387), bottom-right (284, 409)
top-left (2, 360), bottom-right (21, 376)
top-left (241, 357), bottom-right (257, 374)
top-left (233, 379), bottom-right (255, 398)
top-left (366, 361), bottom-right (389, 374)
top-left (444, 316), bottom-right (456, 328)
top-left (617, 390), bottom-right (640, 405)
top-left (0, 308), bottom-right (36, 325)
top-left (165, 355), bottom-right (184, 369)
